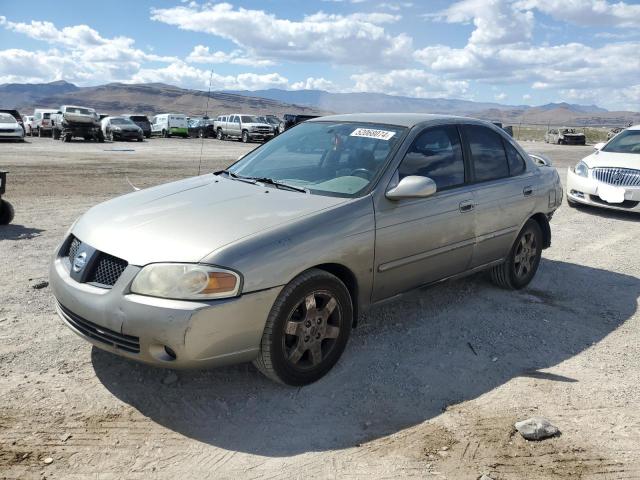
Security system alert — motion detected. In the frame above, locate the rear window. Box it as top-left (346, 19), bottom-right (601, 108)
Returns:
top-left (66, 107), bottom-right (92, 115)
top-left (129, 116), bottom-right (148, 122)
top-left (466, 125), bottom-right (509, 182)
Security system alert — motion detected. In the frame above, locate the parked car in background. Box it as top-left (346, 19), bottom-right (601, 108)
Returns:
top-left (214, 114), bottom-right (274, 143)
top-left (151, 114), bottom-right (188, 138)
top-left (33, 109), bottom-right (58, 137)
top-left (51, 105), bottom-right (103, 142)
top-left (0, 112), bottom-right (25, 141)
top-left (50, 113), bottom-right (562, 386)
top-left (567, 124), bottom-right (640, 213)
top-left (188, 117), bottom-right (215, 138)
top-left (283, 113), bottom-right (318, 131)
top-left (23, 115), bottom-right (35, 136)
top-left (122, 114), bottom-right (152, 138)
top-left (0, 109), bottom-right (25, 133)
top-left (258, 115), bottom-right (284, 135)
top-left (101, 116), bottom-right (144, 142)
top-left (545, 127), bottom-right (586, 145)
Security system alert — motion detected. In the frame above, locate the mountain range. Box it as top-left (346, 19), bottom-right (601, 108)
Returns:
top-left (1, 81), bottom-right (638, 126)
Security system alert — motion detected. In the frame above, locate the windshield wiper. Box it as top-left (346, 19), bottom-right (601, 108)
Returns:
top-left (215, 169), bottom-right (258, 185)
top-left (249, 177), bottom-right (308, 193)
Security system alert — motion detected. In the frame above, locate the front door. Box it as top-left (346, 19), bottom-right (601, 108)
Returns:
top-left (373, 125), bottom-right (476, 302)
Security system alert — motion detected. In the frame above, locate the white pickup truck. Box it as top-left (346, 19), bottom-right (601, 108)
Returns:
top-left (51, 105), bottom-right (104, 142)
top-left (214, 114), bottom-right (274, 143)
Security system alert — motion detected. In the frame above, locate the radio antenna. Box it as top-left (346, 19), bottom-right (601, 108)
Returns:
top-left (198, 67), bottom-right (215, 176)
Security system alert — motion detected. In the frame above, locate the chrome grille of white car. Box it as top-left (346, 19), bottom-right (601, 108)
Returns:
top-left (593, 167), bottom-right (640, 187)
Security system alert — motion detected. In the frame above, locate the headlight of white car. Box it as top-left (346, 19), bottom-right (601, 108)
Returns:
top-left (131, 264), bottom-right (241, 300)
top-left (574, 161), bottom-right (588, 177)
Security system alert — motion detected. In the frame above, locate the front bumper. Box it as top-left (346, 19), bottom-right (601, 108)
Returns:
top-left (249, 132), bottom-right (274, 141)
top-left (112, 130), bottom-right (143, 140)
top-left (566, 167), bottom-right (640, 212)
top-left (50, 254), bottom-right (282, 368)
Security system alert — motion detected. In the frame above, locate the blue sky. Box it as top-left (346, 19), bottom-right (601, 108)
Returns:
top-left (1, 0), bottom-right (640, 110)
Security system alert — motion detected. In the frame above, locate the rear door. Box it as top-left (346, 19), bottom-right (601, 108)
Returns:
top-left (373, 124), bottom-right (476, 301)
top-left (462, 124), bottom-right (534, 267)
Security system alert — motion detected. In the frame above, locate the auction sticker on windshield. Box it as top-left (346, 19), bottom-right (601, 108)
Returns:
top-left (350, 128), bottom-right (396, 140)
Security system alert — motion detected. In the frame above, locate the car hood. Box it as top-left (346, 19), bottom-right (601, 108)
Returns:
top-left (72, 175), bottom-right (347, 266)
top-left (582, 151), bottom-right (640, 169)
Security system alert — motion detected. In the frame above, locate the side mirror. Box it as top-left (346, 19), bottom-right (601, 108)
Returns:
top-left (528, 153), bottom-right (553, 167)
top-left (386, 175), bottom-right (437, 200)
top-left (593, 142), bottom-right (605, 150)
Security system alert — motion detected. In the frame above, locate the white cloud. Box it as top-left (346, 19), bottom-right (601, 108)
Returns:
top-left (150, 2), bottom-right (411, 67)
top-left (130, 62), bottom-right (289, 91)
top-left (494, 92), bottom-right (507, 101)
top-left (523, 93), bottom-right (532, 101)
top-left (291, 77), bottom-right (336, 91)
top-left (516, 0), bottom-right (640, 28)
top-left (186, 45), bottom-right (275, 67)
top-left (350, 69), bottom-right (469, 98)
top-left (425, 0), bottom-right (534, 45)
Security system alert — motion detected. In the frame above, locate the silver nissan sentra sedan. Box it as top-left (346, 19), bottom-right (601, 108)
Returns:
top-left (50, 113), bottom-right (563, 386)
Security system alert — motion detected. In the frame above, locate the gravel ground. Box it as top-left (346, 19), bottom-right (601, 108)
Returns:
top-left (1, 137), bottom-right (639, 479)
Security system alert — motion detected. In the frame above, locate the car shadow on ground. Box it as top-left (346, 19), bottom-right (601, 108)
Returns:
top-left (0, 224), bottom-right (44, 240)
top-left (92, 259), bottom-right (638, 457)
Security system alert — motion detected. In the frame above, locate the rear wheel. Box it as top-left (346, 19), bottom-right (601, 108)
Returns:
top-left (490, 219), bottom-right (542, 290)
top-left (217, 129), bottom-right (224, 140)
top-left (254, 269), bottom-right (353, 386)
top-left (0, 199), bottom-right (15, 225)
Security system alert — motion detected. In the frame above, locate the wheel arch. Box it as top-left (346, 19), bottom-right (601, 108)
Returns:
top-left (308, 263), bottom-right (360, 327)
top-left (529, 212), bottom-right (551, 249)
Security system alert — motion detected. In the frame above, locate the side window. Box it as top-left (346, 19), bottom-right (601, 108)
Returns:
top-left (235, 116), bottom-right (241, 124)
top-left (465, 125), bottom-right (509, 182)
top-left (504, 141), bottom-right (526, 176)
top-left (398, 125), bottom-right (465, 190)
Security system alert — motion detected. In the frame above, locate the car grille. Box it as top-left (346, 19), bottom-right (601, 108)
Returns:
top-left (63, 235), bottom-right (128, 288)
top-left (593, 167), bottom-right (640, 187)
top-left (87, 253), bottom-right (128, 287)
top-left (57, 302), bottom-right (140, 353)
top-left (253, 127), bottom-right (271, 134)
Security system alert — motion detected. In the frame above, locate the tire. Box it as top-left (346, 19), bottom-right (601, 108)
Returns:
top-left (241, 131), bottom-right (249, 143)
top-left (490, 219), bottom-right (543, 290)
top-left (108, 132), bottom-right (115, 142)
top-left (253, 269), bottom-right (353, 386)
top-left (63, 133), bottom-right (71, 143)
top-left (0, 199), bottom-right (15, 225)
top-left (199, 129), bottom-right (204, 139)
top-left (217, 129), bottom-right (223, 140)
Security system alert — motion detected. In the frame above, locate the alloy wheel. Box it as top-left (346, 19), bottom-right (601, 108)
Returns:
top-left (282, 291), bottom-right (341, 370)
top-left (514, 231), bottom-right (538, 279)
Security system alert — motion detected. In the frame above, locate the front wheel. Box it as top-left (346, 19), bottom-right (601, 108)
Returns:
top-left (217, 129), bottom-right (224, 140)
top-left (254, 269), bottom-right (353, 386)
top-left (241, 131), bottom-right (249, 143)
top-left (490, 219), bottom-right (543, 290)
top-left (0, 199), bottom-right (15, 225)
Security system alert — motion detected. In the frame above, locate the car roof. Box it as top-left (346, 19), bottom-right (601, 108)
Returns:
top-left (308, 113), bottom-right (476, 128)
top-left (627, 124), bottom-right (640, 131)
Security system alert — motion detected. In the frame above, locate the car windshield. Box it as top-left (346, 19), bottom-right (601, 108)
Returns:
top-left (111, 118), bottom-right (134, 125)
top-left (228, 121), bottom-right (406, 197)
top-left (602, 130), bottom-right (640, 154)
top-left (0, 113), bottom-right (15, 123)
top-left (241, 115), bottom-right (258, 123)
top-left (67, 107), bottom-right (92, 115)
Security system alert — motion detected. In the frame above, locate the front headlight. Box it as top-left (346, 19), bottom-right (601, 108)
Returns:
top-left (131, 264), bottom-right (241, 300)
top-left (574, 161), bottom-right (588, 177)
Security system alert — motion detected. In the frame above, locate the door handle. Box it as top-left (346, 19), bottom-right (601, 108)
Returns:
top-left (523, 186), bottom-right (533, 196)
top-left (459, 200), bottom-right (475, 213)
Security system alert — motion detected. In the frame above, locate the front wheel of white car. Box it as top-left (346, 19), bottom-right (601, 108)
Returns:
top-left (490, 219), bottom-right (542, 290)
top-left (254, 269), bottom-right (353, 386)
